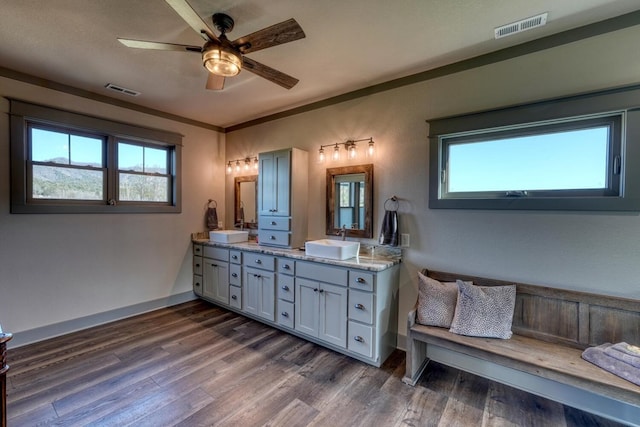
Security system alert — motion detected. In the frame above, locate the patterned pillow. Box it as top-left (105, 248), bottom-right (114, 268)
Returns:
top-left (449, 280), bottom-right (516, 339)
top-left (416, 272), bottom-right (470, 328)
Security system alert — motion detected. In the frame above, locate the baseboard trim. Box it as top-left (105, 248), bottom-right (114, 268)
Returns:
top-left (9, 291), bottom-right (197, 348)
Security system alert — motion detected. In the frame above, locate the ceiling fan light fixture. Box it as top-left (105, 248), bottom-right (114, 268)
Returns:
top-left (202, 44), bottom-right (242, 77)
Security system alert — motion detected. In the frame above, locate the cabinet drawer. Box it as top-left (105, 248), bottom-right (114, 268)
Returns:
top-left (260, 216), bottom-right (290, 231)
top-left (193, 275), bottom-right (203, 296)
top-left (278, 258), bottom-right (295, 275)
top-left (297, 261), bottom-right (347, 286)
top-left (229, 264), bottom-right (242, 286)
top-left (258, 230), bottom-right (290, 247)
top-left (277, 300), bottom-right (294, 329)
top-left (193, 256), bottom-right (203, 276)
top-left (349, 271), bottom-right (374, 292)
top-left (203, 246), bottom-right (229, 262)
top-left (229, 285), bottom-right (242, 309)
top-left (193, 244), bottom-right (203, 256)
top-left (349, 290), bottom-right (374, 325)
top-left (243, 252), bottom-right (276, 271)
top-left (348, 321), bottom-right (374, 358)
top-left (230, 250), bottom-right (242, 264)
top-left (277, 275), bottom-right (295, 302)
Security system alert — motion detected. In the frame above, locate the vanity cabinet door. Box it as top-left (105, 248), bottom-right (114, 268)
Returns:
top-left (319, 283), bottom-right (347, 348)
top-left (295, 278), bottom-right (319, 337)
top-left (258, 149), bottom-right (291, 216)
top-left (203, 260), bottom-right (229, 305)
top-left (295, 278), bottom-right (347, 348)
top-left (243, 266), bottom-right (275, 322)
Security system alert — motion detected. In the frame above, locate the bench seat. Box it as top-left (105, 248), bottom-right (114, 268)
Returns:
top-left (403, 269), bottom-right (640, 425)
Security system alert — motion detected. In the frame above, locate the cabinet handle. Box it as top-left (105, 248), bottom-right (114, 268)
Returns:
top-left (195, 282), bottom-right (200, 287)
top-left (270, 235), bottom-right (276, 240)
top-left (255, 259), bottom-right (262, 264)
top-left (232, 273), bottom-right (238, 278)
top-left (271, 221), bottom-right (277, 225)
top-left (356, 277), bottom-right (366, 284)
top-left (354, 336), bottom-right (365, 343)
top-left (231, 295), bottom-right (237, 300)
top-left (319, 289), bottom-right (324, 293)
top-left (232, 255), bottom-right (238, 260)
top-left (281, 285), bottom-right (290, 291)
top-left (354, 303), bottom-right (365, 310)
top-left (313, 288), bottom-right (318, 292)
top-left (281, 312), bottom-right (289, 318)
top-left (195, 263), bottom-right (200, 268)
top-left (211, 263), bottom-right (218, 267)
top-left (283, 264), bottom-right (291, 270)
top-left (254, 274), bottom-right (262, 278)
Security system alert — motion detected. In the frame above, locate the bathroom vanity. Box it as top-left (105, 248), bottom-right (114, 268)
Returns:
top-left (192, 239), bottom-right (400, 367)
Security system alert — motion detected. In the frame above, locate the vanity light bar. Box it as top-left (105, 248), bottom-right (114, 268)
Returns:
top-left (318, 137), bottom-right (374, 163)
top-left (226, 156), bottom-right (258, 174)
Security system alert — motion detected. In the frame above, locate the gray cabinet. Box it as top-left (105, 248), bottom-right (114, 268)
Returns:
top-left (258, 148), bottom-right (308, 249)
top-left (295, 278), bottom-right (347, 348)
top-left (242, 253), bottom-right (276, 322)
top-left (202, 246), bottom-right (229, 305)
top-left (192, 243), bottom-right (399, 367)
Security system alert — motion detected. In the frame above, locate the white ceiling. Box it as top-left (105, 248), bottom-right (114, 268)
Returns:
top-left (1, 0), bottom-right (639, 129)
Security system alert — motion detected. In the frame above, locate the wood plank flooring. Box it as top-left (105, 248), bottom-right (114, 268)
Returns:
top-left (6, 300), bottom-right (623, 426)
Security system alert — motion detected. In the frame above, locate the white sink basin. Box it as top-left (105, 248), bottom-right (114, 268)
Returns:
top-left (305, 239), bottom-right (360, 260)
top-left (209, 230), bottom-right (249, 243)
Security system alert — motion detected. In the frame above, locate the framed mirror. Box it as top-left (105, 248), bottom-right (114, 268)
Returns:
top-left (234, 175), bottom-right (258, 228)
top-left (326, 164), bottom-right (373, 238)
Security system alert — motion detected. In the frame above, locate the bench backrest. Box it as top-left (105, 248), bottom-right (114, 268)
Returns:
top-left (424, 269), bottom-right (640, 349)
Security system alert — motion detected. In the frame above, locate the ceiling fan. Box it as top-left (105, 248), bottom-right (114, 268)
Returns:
top-left (117, 0), bottom-right (305, 90)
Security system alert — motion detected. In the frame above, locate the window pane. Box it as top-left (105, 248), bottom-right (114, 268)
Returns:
top-left (32, 165), bottom-right (103, 200)
top-left (118, 143), bottom-right (143, 172)
top-left (447, 126), bottom-right (609, 193)
top-left (144, 147), bottom-right (168, 174)
top-left (70, 135), bottom-right (103, 167)
top-left (31, 128), bottom-right (69, 164)
top-left (119, 173), bottom-right (168, 202)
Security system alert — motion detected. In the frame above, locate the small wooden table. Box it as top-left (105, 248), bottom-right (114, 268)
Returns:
top-left (0, 324), bottom-right (12, 427)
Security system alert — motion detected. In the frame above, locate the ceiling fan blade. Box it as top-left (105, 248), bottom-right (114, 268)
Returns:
top-left (118, 38), bottom-right (202, 52)
top-left (165, 0), bottom-right (218, 42)
top-left (232, 18), bottom-right (305, 54)
top-left (242, 57), bottom-right (299, 89)
top-left (206, 73), bottom-right (225, 90)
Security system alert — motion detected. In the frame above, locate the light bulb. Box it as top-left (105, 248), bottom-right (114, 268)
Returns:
top-left (348, 144), bottom-right (357, 159)
top-left (235, 160), bottom-right (241, 173)
top-left (367, 140), bottom-right (375, 157)
top-left (226, 162), bottom-right (232, 174)
top-left (253, 157), bottom-right (259, 170)
top-left (244, 159), bottom-right (250, 171)
top-left (318, 147), bottom-right (325, 163)
top-left (332, 144), bottom-right (340, 161)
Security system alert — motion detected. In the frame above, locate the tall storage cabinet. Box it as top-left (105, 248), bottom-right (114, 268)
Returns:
top-left (258, 148), bottom-right (308, 249)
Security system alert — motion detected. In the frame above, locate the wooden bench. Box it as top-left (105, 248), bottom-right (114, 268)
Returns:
top-left (403, 269), bottom-right (640, 426)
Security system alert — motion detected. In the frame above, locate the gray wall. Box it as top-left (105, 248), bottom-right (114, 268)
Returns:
top-left (0, 78), bottom-right (225, 344)
top-left (225, 25), bottom-right (640, 343)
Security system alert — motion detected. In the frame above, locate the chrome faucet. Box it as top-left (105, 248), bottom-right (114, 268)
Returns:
top-left (336, 224), bottom-right (347, 241)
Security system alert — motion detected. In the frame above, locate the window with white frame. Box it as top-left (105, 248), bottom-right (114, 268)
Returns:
top-left (428, 84), bottom-right (640, 211)
top-left (10, 100), bottom-right (182, 214)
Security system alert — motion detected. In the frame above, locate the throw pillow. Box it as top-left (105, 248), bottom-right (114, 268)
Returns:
top-left (449, 280), bottom-right (516, 339)
top-left (416, 272), bottom-right (469, 328)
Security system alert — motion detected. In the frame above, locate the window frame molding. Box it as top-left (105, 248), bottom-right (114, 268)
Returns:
top-left (10, 99), bottom-right (182, 214)
top-left (428, 84), bottom-right (640, 211)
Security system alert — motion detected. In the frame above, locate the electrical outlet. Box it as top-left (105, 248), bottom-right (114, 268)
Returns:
top-left (401, 233), bottom-right (410, 247)
top-left (218, 221), bottom-right (223, 229)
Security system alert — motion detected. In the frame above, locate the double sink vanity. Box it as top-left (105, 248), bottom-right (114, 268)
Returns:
top-left (192, 146), bottom-right (401, 367)
top-left (192, 236), bottom-right (400, 367)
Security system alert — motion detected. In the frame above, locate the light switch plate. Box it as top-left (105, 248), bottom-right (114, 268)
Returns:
top-left (401, 233), bottom-right (410, 247)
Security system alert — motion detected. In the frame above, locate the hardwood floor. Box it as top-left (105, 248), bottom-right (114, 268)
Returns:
top-left (6, 300), bottom-right (623, 426)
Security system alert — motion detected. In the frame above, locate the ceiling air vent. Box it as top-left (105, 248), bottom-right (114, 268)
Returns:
top-left (494, 12), bottom-right (548, 39)
top-left (104, 83), bottom-right (141, 97)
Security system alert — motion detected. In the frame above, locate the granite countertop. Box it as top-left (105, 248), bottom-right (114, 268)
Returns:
top-left (191, 237), bottom-right (401, 272)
